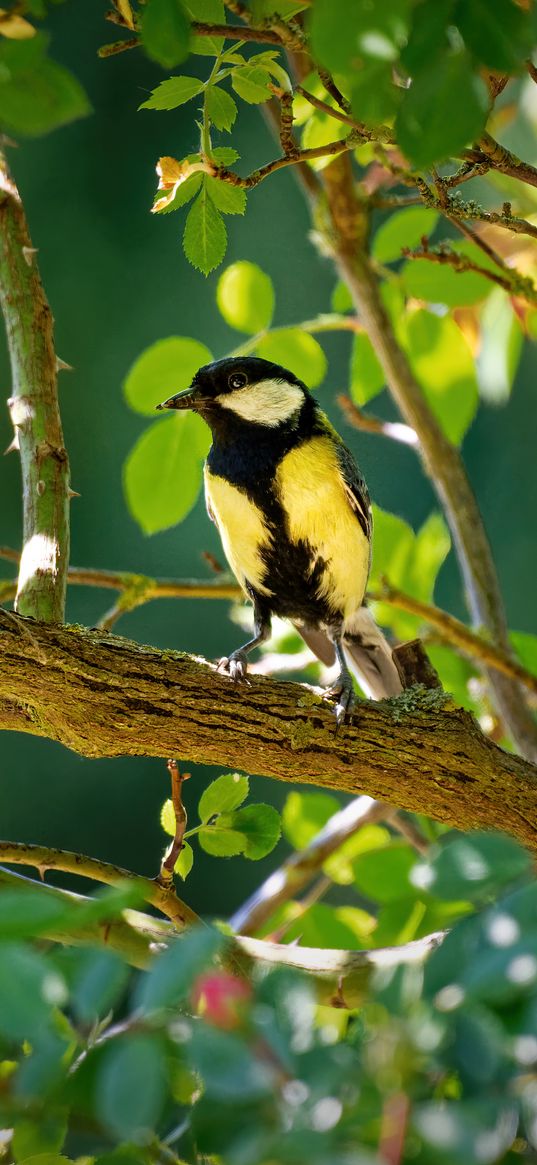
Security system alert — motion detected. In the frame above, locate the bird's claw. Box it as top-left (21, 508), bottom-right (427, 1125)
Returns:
top-left (323, 676), bottom-right (355, 729)
top-left (217, 651), bottom-right (251, 684)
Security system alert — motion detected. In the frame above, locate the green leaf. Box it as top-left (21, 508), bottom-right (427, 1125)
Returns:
top-left (183, 186), bottom-right (227, 274)
top-left (396, 49), bottom-right (489, 169)
top-left (410, 831), bottom-right (531, 904)
top-left (137, 924), bottom-right (223, 1013)
top-left (0, 889), bottom-right (74, 939)
top-left (123, 412), bottom-right (209, 534)
top-left (199, 823), bottom-right (247, 856)
top-left (212, 144), bottom-right (240, 165)
top-left (255, 328), bottom-right (327, 387)
top-left (70, 950), bottom-right (129, 1024)
top-left (161, 798), bottom-right (177, 836)
top-left (410, 511), bottom-right (451, 601)
top-left (249, 0), bottom-right (309, 16)
top-left (401, 309), bottom-right (479, 444)
top-left (204, 175), bottom-right (246, 215)
top-left (372, 207), bottom-right (439, 263)
top-left (206, 84), bottom-right (237, 130)
top-left (140, 0), bottom-right (190, 69)
top-left (198, 772), bottom-right (249, 822)
top-left (0, 37), bottom-right (90, 136)
top-left (124, 336), bottom-right (212, 415)
top-left (183, 0), bottom-right (225, 55)
top-left (139, 74), bottom-right (204, 111)
top-left (227, 803), bottom-right (281, 859)
top-left (323, 823), bottom-right (391, 885)
top-left (353, 842), bottom-right (417, 903)
top-left (351, 60), bottom-right (400, 125)
top-left (175, 841), bottom-right (194, 879)
top-left (301, 109), bottom-right (351, 169)
top-left (311, 0), bottom-right (409, 74)
top-left (400, 255), bottom-right (492, 307)
top-left (478, 289), bottom-right (523, 404)
top-left (273, 902), bottom-right (376, 950)
top-left (331, 281), bottom-right (353, 313)
top-left (350, 330), bottom-right (385, 405)
top-left (97, 1034), bottom-right (166, 1140)
top-left (232, 64), bottom-right (272, 103)
top-left (0, 942), bottom-right (66, 1040)
top-left (455, 0), bottom-right (535, 72)
top-left (511, 630), bottom-right (537, 675)
top-left (282, 790), bottom-right (340, 850)
top-left (216, 260), bottom-right (275, 332)
top-left (187, 1024), bottom-right (273, 1099)
top-left (370, 504), bottom-right (415, 589)
top-left (12, 1113), bottom-right (67, 1162)
top-left (153, 171), bottom-right (203, 214)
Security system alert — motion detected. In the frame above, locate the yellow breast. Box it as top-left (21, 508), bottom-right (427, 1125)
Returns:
top-left (274, 436), bottom-right (370, 620)
top-left (204, 467), bottom-right (273, 598)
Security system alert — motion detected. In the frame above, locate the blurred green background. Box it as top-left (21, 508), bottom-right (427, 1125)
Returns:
top-left (1, 3), bottom-right (536, 917)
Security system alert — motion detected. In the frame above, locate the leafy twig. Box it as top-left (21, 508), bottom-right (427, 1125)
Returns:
top-left (402, 240), bottom-right (537, 306)
top-left (158, 760), bottom-right (190, 888)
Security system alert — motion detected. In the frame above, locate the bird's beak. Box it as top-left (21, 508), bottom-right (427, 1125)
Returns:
top-left (156, 385), bottom-right (201, 411)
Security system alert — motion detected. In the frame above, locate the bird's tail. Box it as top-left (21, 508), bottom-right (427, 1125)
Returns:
top-left (343, 606), bottom-right (402, 699)
top-left (296, 606), bottom-right (402, 700)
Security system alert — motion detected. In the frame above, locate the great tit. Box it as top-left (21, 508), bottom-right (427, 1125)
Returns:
top-left (157, 356), bottom-right (400, 723)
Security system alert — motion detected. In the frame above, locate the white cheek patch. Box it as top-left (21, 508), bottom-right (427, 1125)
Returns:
top-left (215, 378), bottom-right (304, 426)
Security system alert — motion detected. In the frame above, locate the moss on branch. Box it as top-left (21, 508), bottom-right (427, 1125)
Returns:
top-left (1, 612), bottom-right (536, 850)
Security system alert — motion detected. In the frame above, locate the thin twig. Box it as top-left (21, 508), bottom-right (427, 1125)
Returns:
top-left (0, 840), bottom-right (199, 929)
top-left (370, 580), bottom-right (537, 700)
top-left (402, 242), bottom-right (537, 306)
top-left (338, 395), bottom-right (419, 447)
top-left (98, 36), bottom-right (140, 57)
top-left (158, 760), bottom-right (190, 888)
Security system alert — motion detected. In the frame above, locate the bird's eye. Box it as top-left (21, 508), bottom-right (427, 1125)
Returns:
top-left (229, 372), bottom-right (247, 390)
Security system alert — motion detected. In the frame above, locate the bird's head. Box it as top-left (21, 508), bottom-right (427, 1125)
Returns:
top-left (156, 356), bottom-right (310, 432)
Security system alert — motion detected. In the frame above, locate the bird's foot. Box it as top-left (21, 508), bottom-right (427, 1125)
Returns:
top-left (217, 650), bottom-right (251, 684)
top-left (323, 673), bottom-right (355, 729)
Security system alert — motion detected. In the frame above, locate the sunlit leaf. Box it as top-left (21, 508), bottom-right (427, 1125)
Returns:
top-left (198, 773), bottom-right (249, 822)
top-left (204, 175), bottom-right (246, 215)
top-left (478, 289), bottom-right (523, 405)
top-left (123, 336), bottom-right (212, 415)
top-left (232, 64), bottom-right (272, 104)
top-left (282, 791), bottom-right (340, 850)
top-left (123, 413), bottom-right (209, 534)
top-left (139, 75), bottom-right (204, 111)
top-left (184, 185), bottom-right (227, 274)
top-left (400, 256), bottom-right (492, 307)
top-left (216, 261), bottom-right (275, 332)
top-left (353, 842), bottom-right (417, 903)
top-left (401, 309), bottom-right (479, 444)
top-left (206, 84), bottom-right (237, 130)
top-left (255, 329), bottom-right (327, 387)
top-left (373, 207), bottom-right (439, 264)
top-left (350, 330), bottom-right (385, 405)
top-left (175, 841), bottom-right (194, 879)
top-left (228, 803), bottom-right (281, 859)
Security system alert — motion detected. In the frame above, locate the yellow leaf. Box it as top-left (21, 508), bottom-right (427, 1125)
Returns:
top-left (0, 9), bottom-right (36, 38)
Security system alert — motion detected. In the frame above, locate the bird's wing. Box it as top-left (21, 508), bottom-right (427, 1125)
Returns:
top-left (334, 442), bottom-right (372, 541)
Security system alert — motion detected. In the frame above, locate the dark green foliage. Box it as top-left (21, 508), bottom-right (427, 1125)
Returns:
top-left (0, 833), bottom-right (537, 1162)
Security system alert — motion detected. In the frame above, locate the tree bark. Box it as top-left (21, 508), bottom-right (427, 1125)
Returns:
top-left (1, 612), bottom-right (536, 850)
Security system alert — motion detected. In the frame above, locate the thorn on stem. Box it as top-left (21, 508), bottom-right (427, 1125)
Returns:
top-left (4, 434), bottom-right (19, 455)
top-left (22, 246), bottom-right (38, 266)
top-left (56, 357), bottom-right (74, 372)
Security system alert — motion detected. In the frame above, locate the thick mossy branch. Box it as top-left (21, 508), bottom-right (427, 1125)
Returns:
top-left (1, 613), bottom-right (536, 850)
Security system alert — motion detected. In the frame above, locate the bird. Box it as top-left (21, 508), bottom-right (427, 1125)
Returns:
top-left (157, 356), bottom-right (401, 723)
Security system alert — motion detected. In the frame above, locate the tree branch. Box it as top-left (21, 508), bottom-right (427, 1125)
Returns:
top-left (0, 840), bottom-right (199, 929)
top-left (0, 861), bottom-right (442, 1007)
top-left (319, 154), bottom-right (537, 763)
top-left (1, 613), bottom-right (536, 848)
top-left (402, 242), bottom-right (537, 306)
top-left (0, 150), bottom-right (71, 622)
